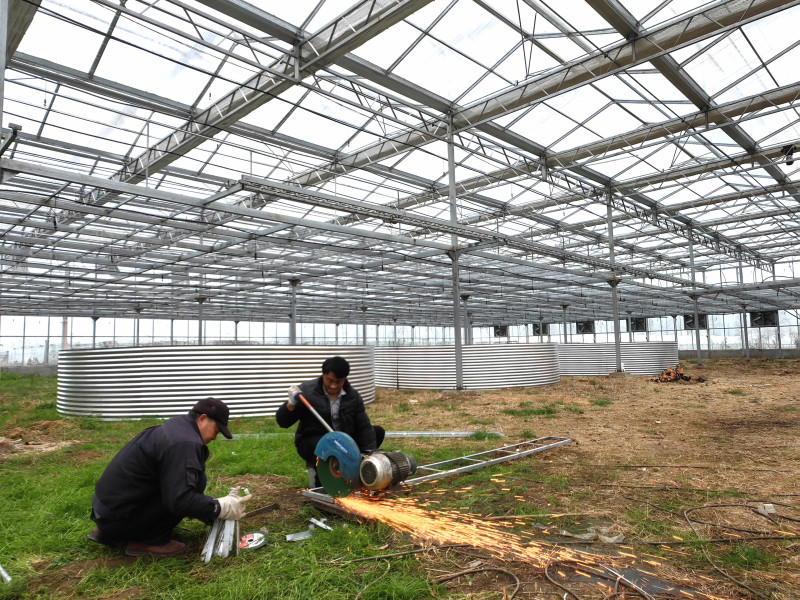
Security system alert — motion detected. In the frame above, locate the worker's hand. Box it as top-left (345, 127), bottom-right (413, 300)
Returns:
top-left (216, 488), bottom-right (253, 521)
top-left (287, 384), bottom-right (302, 406)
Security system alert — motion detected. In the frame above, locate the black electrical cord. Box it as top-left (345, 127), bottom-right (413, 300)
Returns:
top-left (683, 505), bottom-right (772, 600)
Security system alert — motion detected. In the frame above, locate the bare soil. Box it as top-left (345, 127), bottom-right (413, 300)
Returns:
top-left (362, 357), bottom-right (800, 599)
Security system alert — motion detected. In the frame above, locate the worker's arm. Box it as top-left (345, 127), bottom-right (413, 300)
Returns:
top-left (275, 385), bottom-right (302, 427)
top-left (159, 441), bottom-right (218, 523)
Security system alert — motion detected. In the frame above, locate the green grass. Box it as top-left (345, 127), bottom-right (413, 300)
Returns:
top-left (714, 544), bottom-right (779, 570)
top-left (726, 389), bottom-right (746, 396)
top-left (501, 405), bottom-right (558, 418)
top-left (591, 397), bottom-right (613, 407)
top-left (0, 374), bottom-right (453, 600)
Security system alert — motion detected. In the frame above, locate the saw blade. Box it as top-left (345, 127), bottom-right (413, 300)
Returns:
top-left (317, 456), bottom-right (356, 498)
top-left (314, 431), bottom-right (362, 497)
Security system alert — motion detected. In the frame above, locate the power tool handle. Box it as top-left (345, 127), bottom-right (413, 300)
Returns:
top-left (297, 393), bottom-right (334, 433)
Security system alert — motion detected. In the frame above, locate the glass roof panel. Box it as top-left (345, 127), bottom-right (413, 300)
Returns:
top-left (16, 2), bottom-right (108, 71)
top-left (682, 30), bottom-right (761, 99)
top-left (349, 20), bottom-right (419, 72)
top-left (391, 36), bottom-right (488, 101)
top-left (92, 39), bottom-right (210, 105)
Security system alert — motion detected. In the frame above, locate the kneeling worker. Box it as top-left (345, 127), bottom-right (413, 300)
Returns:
top-left (89, 397), bottom-right (252, 556)
top-left (276, 356), bottom-right (384, 487)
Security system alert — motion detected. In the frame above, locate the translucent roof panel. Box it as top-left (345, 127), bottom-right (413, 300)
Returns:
top-left (3, 0), bottom-right (800, 327)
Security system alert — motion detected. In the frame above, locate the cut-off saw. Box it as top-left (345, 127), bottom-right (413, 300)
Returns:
top-left (296, 393), bottom-right (418, 498)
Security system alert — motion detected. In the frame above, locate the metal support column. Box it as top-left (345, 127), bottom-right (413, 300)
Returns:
top-left (361, 305), bottom-right (367, 346)
top-left (773, 264), bottom-right (783, 357)
top-left (21, 316), bottom-right (26, 364)
top-left (44, 317), bottom-right (50, 364)
top-left (289, 278), bottom-right (299, 344)
top-left (92, 316), bottom-right (99, 348)
top-left (461, 294), bottom-right (470, 345)
top-left (688, 232), bottom-right (702, 366)
top-left (741, 305), bottom-right (750, 361)
top-left (448, 114), bottom-right (463, 389)
top-left (606, 201), bottom-right (622, 372)
top-left (561, 304), bottom-right (569, 343)
top-left (196, 298), bottom-right (205, 345)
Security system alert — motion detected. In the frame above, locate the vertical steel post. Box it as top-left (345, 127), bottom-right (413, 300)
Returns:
top-left (447, 114), bottom-right (463, 389)
top-left (361, 305), bottom-right (367, 346)
top-left (606, 201), bottom-right (622, 372)
top-left (44, 317), bottom-right (50, 364)
top-left (461, 294), bottom-right (470, 345)
top-left (742, 305), bottom-right (750, 361)
top-left (289, 279), bottom-right (299, 344)
top-left (21, 316), bottom-right (26, 364)
top-left (196, 298), bottom-right (205, 345)
top-left (92, 316), bottom-right (99, 348)
top-left (688, 231), bottom-right (702, 366)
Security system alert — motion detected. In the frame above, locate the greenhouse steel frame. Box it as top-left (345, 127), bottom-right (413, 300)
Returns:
top-left (2, 0), bottom-right (800, 347)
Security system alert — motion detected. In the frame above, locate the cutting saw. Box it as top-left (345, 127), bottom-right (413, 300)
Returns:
top-left (296, 393), bottom-right (417, 498)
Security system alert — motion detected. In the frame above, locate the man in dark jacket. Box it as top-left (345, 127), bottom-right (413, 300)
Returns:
top-left (276, 356), bottom-right (384, 487)
top-left (89, 397), bottom-right (251, 556)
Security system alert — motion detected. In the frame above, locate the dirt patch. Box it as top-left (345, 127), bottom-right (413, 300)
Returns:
top-left (365, 358), bottom-right (800, 599)
top-left (29, 556), bottom-right (134, 596)
top-left (0, 436), bottom-right (80, 455)
top-left (216, 474), bottom-right (302, 525)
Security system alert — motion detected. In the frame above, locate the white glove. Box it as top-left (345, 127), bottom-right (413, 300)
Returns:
top-left (287, 384), bottom-right (301, 406)
top-left (216, 489), bottom-right (252, 521)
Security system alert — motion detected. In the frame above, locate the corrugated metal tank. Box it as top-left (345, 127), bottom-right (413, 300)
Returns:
top-left (57, 345), bottom-right (374, 419)
top-left (557, 342), bottom-right (678, 375)
top-left (375, 344), bottom-right (560, 389)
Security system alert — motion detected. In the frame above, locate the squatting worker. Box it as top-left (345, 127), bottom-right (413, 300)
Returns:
top-left (276, 356), bottom-right (384, 487)
top-left (88, 397), bottom-right (252, 557)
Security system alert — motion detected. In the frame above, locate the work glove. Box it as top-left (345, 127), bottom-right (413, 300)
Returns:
top-left (216, 487), bottom-right (252, 521)
top-left (287, 384), bottom-right (302, 406)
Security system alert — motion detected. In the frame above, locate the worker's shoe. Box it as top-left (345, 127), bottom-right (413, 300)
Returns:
top-left (87, 526), bottom-right (116, 547)
top-left (125, 539), bottom-right (187, 557)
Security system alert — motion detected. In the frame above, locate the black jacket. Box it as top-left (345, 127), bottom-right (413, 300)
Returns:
top-left (276, 376), bottom-right (377, 461)
top-left (92, 414), bottom-right (219, 524)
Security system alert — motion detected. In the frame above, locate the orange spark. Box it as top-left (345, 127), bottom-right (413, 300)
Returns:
top-left (337, 494), bottom-right (599, 569)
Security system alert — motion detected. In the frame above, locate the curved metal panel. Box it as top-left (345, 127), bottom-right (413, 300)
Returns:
top-left (375, 344), bottom-right (560, 389)
top-left (558, 342), bottom-right (678, 375)
top-left (57, 345), bottom-right (374, 419)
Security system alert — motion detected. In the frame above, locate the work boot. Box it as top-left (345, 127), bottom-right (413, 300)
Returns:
top-left (125, 539), bottom-right (187, 557)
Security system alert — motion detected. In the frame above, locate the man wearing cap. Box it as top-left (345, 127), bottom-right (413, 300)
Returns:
top-left (276, 356), bottom-right (384, 487)
top-left (88, 397), bottom-right (251, 556)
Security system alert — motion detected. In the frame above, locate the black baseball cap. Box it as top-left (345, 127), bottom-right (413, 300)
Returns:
top-left (192, 397), bottom-right (232, 439)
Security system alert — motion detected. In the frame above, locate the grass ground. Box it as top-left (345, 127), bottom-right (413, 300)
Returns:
top-left (1, 358), bottom-right (799, 599)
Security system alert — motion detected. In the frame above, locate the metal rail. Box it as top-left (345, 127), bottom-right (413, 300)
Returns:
top-left (302, 436), bottom-right (571, 504)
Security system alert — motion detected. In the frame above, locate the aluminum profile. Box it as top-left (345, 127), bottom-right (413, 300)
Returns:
top-left (557, 342), bottom-right (679, 375)
top-left (374, 344), bottom-right (560, 389)
top-left (57, 345), bottom-right (375, 419)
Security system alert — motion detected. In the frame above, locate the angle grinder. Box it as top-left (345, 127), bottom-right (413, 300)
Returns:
top-left (296, 393), bottom-right (417, 497)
